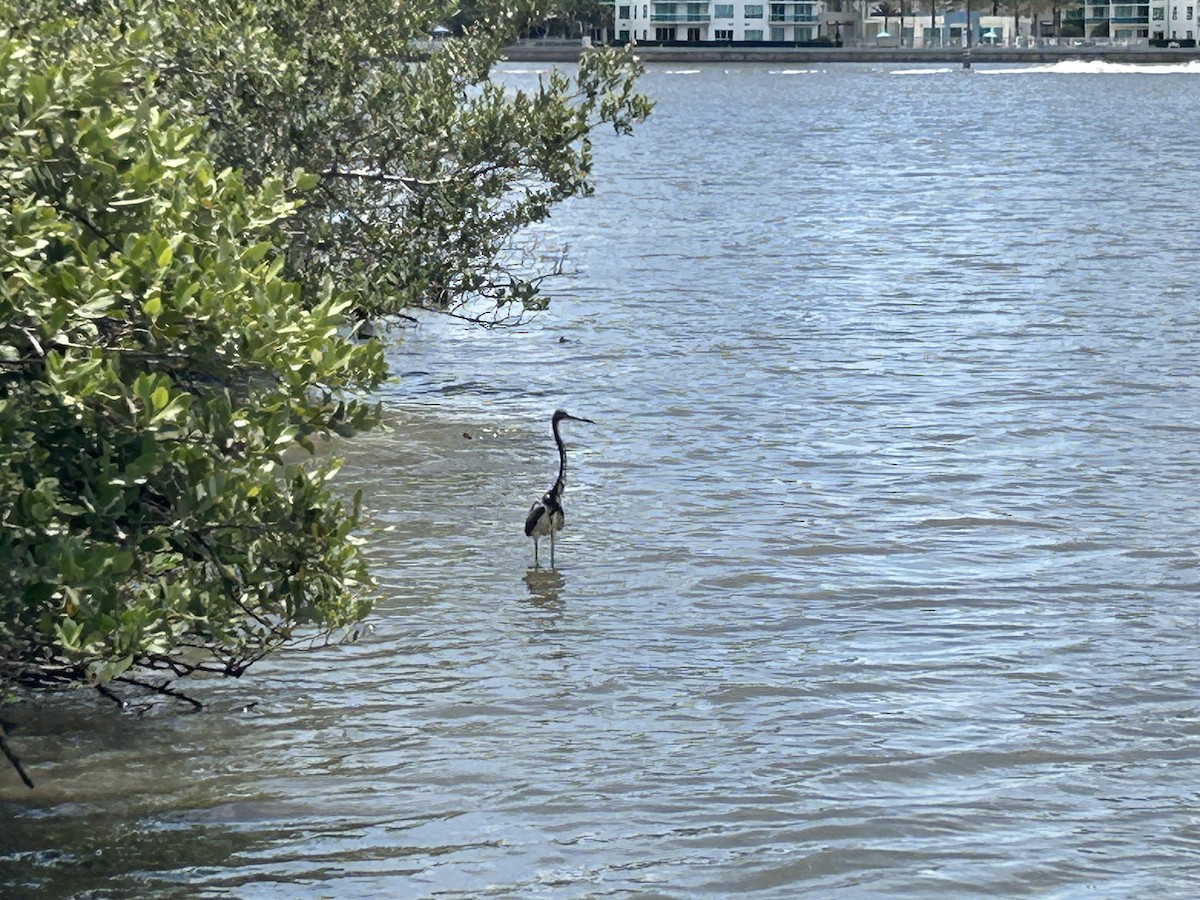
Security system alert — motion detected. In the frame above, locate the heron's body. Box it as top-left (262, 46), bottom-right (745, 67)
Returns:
top-left (525, 410), bottom-right (592, 568)
top-left (525, 491), bottom-right (563, 541)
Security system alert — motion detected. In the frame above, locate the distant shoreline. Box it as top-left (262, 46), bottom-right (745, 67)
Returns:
top-left (503, 44), bottom-right (1200, 65)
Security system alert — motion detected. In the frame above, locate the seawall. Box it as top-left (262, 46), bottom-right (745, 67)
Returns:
top-left (503, 44), bottom-right (1200, 65)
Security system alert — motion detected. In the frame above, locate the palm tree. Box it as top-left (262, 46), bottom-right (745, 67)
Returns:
top-left (920, 0), bottom-right (961, 47)
top-left (873, 0), bottom-right (901, 39)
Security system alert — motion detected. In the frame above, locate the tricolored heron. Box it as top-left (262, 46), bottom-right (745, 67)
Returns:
top-left (525, 409), bottom-right (594, 568)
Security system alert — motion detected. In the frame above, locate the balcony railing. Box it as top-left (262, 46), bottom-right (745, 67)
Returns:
top-left (650, 11), bottom-right (712, 22)
top-left (769, 13), bottom-right (820, 21)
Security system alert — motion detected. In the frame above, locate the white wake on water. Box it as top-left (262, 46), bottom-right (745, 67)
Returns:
top-left (983, 58), bottom-right (1200, 74)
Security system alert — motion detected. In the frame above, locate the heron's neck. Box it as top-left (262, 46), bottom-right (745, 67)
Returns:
top-left (552, 420), bottom-right (567, 496)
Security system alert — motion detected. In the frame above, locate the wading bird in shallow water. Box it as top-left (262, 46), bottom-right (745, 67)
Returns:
top-left (525, 409), bottom-right (594, 569)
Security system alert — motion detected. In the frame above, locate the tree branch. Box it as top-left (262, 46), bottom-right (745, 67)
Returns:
top-left (0, 722), bottom-right (34, 789)
top-left (114, 675), bottom-right (204, 710)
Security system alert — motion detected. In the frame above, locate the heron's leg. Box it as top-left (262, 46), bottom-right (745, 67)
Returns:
top-left (549, 527), bottom-right (556, 569)
top-left (533, 538), bottom-right (540, 569)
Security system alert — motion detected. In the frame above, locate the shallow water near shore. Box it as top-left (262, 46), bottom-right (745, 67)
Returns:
top-left (4, 62), bottom-right (1200, 897)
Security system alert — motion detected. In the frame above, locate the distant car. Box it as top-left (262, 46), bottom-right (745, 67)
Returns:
top-left (1168, 40), bottom-right (1181, 47)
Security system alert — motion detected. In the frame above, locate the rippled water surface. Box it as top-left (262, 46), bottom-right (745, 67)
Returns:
top-left (5, 62), bottom-right (1200, 897)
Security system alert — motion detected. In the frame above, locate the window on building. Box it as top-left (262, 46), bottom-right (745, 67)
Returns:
top-left (619, 5), bottom-right (631, 17)
top-left (619, 29), bottom-right (631, 40)
top-left (1153, 7), bottom-right (1164, 18)
top-left (1188, 6), bottom-right (1194, 18)
top-left (643, 6), bottom-right (648, 17)
top-left (656, 26), bottom-right (674, 39)
top-left (745, 4), bottom-right (764, 16)
top-left (715, 28), bottom-right (734, 38)
top-left (745, 27), bottom-right (764, 37)
top-left (1172, 6), bottom-right (1177, 17)
top-left (715, 3), bottom-right (734, 15)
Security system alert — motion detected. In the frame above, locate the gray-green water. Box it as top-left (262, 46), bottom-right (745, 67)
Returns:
top-left (5, 61), bottom-right (1200, 897)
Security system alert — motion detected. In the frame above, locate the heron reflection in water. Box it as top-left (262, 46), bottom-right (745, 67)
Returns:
top-left (524, 409), bottom-right (594, 569)
top-left (523, 568), bottom-right (565, 607)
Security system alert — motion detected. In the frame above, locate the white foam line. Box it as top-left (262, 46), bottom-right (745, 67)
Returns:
top-left (980, 59), bottom-right (1200, 75)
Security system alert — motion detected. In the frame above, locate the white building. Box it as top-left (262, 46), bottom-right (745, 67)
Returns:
top-left (614, 0), bottom-right (828, 43)
top-left (1071, 0), bottom-right (1193, 42)
top-left (1151, 0), bottom-right (1197, 41)
top-left (610, 0), bottom-right (1194, 43)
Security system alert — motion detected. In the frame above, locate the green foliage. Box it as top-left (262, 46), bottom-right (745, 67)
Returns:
top-left (517, 0), bottom-right (615, 38)
top-left (181, 0), bottom-right (650, 323)
top-left (13, 0), bottom-right (652, 324)
top-left (0, 35), bottom-right (384, 691)
top-left (0, 0), bottom-right (647, 715)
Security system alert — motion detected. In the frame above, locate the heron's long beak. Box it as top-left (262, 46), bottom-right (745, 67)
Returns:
top-left (571, 415), bottom-right (596, 424)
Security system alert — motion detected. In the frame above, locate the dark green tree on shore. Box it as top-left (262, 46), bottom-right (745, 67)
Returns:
top-left (0, 36), bottom-right (384, 710)
top-left (538, 0), bottom-right (616, 38)
top-left (19, 0), bottom-right (650, 325)
top-left (0, 0), bottom-right (649, 786)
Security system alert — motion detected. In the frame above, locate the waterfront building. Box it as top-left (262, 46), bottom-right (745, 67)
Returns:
top-left (609, 0), bottom-right (1193, 44)
top-left (859, 12), bottom-right (1022, 47)
top-left (611, 2), bottom-right (1029, 46)
top-left (1063, 0), bottom-right (1149, 39)
top-left (1151, 0), bottom-right (1197, 41)
top-left (613, 0), bottom-right (829, 43)
top-left (1063, 0), bottom-right (1193, 41)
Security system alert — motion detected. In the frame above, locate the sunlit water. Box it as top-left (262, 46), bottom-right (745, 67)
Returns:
top-left (5, 62), bottom-right (1200, 897)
